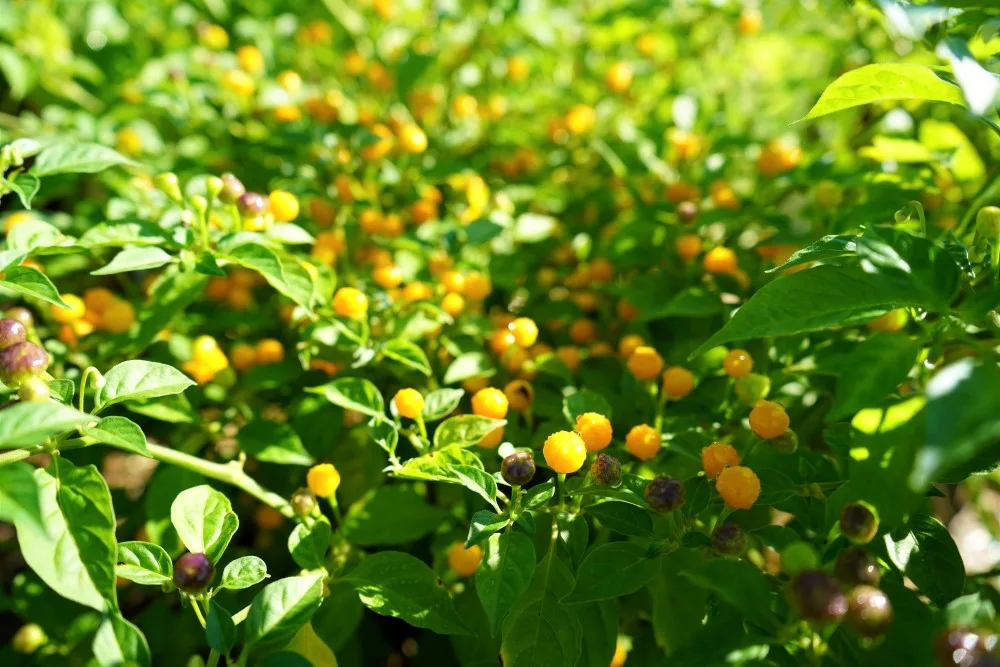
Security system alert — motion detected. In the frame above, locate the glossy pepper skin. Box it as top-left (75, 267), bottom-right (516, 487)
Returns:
top-left (173, 553), bottom-right (215, 593)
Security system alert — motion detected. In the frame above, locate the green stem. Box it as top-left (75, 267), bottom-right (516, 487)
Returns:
top-left (206, 651), bottom-right (220, 667)
top-left (327, 495), bottom-right (344, 526)
top-left (415, 414), bottom-right (428, 443)
top-left (0, 445), bottom-right (45, 465)
top-left (145, 443), bottom-right (294, 517)
top-left (959, 170), bottom-right (1000, 236)
top-left (555, 473), bottom-right (566, 509)
top-left (78, 366), bottom-right (101, 413)
top-left (190, 598), bottom-right (208, 629)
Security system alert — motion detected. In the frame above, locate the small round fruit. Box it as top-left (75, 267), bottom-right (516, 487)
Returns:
top-left (219, 173), bottom-right (246, 204)
top-left (393, 388), bottom-right (424, 419)
top-left (749, 400), bottom-right (789, 439)
top-left (771, 430), bottom-right (798, 454)
top-left (472, 387), bottom-right (509, 419)
top-left (333, 287), bottom-right (368, 319)
top-left (6, 307), bottom-right (34, 328)
top-left (846, 586), bottom-right (893, 638)
top-left (734, 373), bottom-right (771, 403)
top-left (715, 465), bottom-right (760, 510)
top-left (627, 346), bottom-right (664, 381)
top-left (835, 547), bottom-right (881, 588)
top-left (644, 475), bottom-right (685, 512)
top-left (269, 190), bottom-right (300, 222)
top-left (509, 317), bottom-right (539, 348)
top-left (503, 380), bottom-right (534, 412)
top-left (238, 191), bottom-right (268, 215)
top-left (704, 246), bottom-right (737, 274)
top-left (625, 424), bottom-right (660, 461)
top-left (399, 124), bottom-right (428, 154)
top-left (723, 349), bottom-right (753, 377)
top-left (712, 522), bottom-right (748, 556)
top-left (0, 317), bottom-right (28, 350)
top-left (290, 488), bottom-right (317, 516)
top-left (781, 541), bottom-right (819, 575)
top-left (543, 431), bottom-right (587, 473)
top-left (935, 628), bottom-right (982, 666)
top-left (575, 412), bottom-right (612, 451)
top-left (101, 300), bottom-right (136, 334)
top-left (448, 543), bottom-right (482, 577)
top-left (701, 442), bottom-right (740, 480)
top-left (478, 426), bottom-right (505, 449)
top-left (839, 501), bottom-right (880, 545)
top-left (788, 570), bottom-right (848, 623)
top-left (51, 294), bottom-right (86, 324)
top-left (307, 463), bottom-right (341, 498)
top-left (501, 451), bottom-right (536, 486)
top-left (676, 234), bottom-right (702, 261)
top-left (0, 342), bottom-right (49, 387)
top-left (12, 623), bottom-right (47, 654)
top-left (662, 367), bottom-right (695, 399)
top-left (677, 201), bottom-right (699, 224)
top-left (441, 292), bottom-right (465, 317)
top-left (590, 453), bottom-right (622, 487)
top-left (867, 309), bottom-right (908, 333)
top-left (173, 553), bottom-right (215, 593)
top-left (18, 376), bottom-right (50, 402)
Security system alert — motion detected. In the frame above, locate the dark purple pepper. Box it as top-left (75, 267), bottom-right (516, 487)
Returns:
top-left (788, 570), bottom-right (847, 623)
top-left (840, 502), bottom-right (879, 545)
top-left (935, 628), bottom-right (982, 666)
top-left (219, 173), bottom-right (246, 204)
top-left (501, 451), bottom-right (535, 487)
top-left (238, 192), bottom-right (267, 215)
top-left (0, 317), bottom-right (27, 350)
top-left (677, 201), bottom-right (699, 224)
top-left (846, 586), bottom-right (893, 638)
top-left (644, 475), bottom-right (685, 512)
top-left (291, 488), bottom-right (317, 516)
top-left (712, 522), bottom-right (747, 556)
top-left (590, 453), bottom-right (621, 487)
top-left (835, 547), bottom-right (880, 588)
top-left (173, 553), bottom-right (215, 593)
top-left (0, 342), bottom-right (49, 387)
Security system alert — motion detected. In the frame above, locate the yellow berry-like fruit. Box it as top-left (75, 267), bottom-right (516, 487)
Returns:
top-left (255, 338), bottom-right (285, 365)
top-left (333, 287), bottom-right (369, 319)
top-left (393, 388), bottom-right (424, 419)
top-left (442, 270), bottom-right (466, 293)
top-left (373, 265), bottom-right (404, 289)
top-left (723, 349), bottom-right (753, 378)
top-left (676, 234), bottom-right (702, 261)
top-left (576, 412), bottom-right (612, 452)
top-left (269, 190), bottom-right (300, 222)
top-left (464, 271), bottom-right (492, 300)
top-left (503, 380), bottom-right (534, 411)
top-left (661, 367), bottom-right (695, 399)
top-left (116, 127), bottom-right (143, 156)
top-left (543, 431), bottom-right (587, 473)
top-left (716, 466), bottom-right (761, 509)
top-left (565, 104), bottom-right (596, 135)
top-left (236, 45), bottom-right (265, 73)
top-left (509, 317), bottom-right (539, 348)
top-left (625, 424), bottom-right (660, 461)
top-left (83, 287), bottom-right (116, 314)
top-left (618, 334), bottom-right (645, 359)
top-left (4, 211), bottom-right (33, 234)
top-left (478, 426), bottom-right (505, 449)
top-left (867, 309), bottom-right (908, 333)
top-left (471, 387), bottom-right (509, 419)
top-left (230, 343), bottom-right (258, 372)
top-left (447, 543), bottom-right (482, 577)
top-left (51, 295), bottom-right (86, 324)
top-left (606, 61), bottom-right (633, 93)
top-left (307, 463), bottom-right (341, 498)
top-left (398, 123), bottom-right (428, 154)
top-left (441, 292), bottom-right (466, 317)
top-left (223, 69), bottom-right (256, 96)
top-left (701, 442), bottom-right (741, 480)
top-left (704, 246), bottom-right (738, 274)
top-left (101, 300), bottom-right (136, 334)
top-left (627, 346), bottom-right (664, 381)
top-left (749, 400), bottom-right (790, 439)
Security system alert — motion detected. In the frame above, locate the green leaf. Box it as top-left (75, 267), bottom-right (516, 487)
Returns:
top-left (0, 402), bottom-right (94, 449)
top-left (125, 394), bottom-right (195, 424)
top-left (237, 418), bottom-right (313, 466)
top-left (221, 556), bottom-right (269, 590)
top-left (383, 339), bottom-right (432, 375)
top-left (91, 247), bottom-right (175, 275)
top-left (884, 514), bottom-right (964, 605)
top-left (206, 602), bottom-right (237, 656)
top-left (681, 559), bottom-right (778, 631)
top-left (82, 416), bottom-right (150, 456)
top-left (765, 234), bottom-right (858, 273)
top-left (5, 219), bottom-right (72, 253)
top-left (170, 485), bottom-right (239, 563)
top-left (650, 549), bottom-right (708, 654)
top-left (691, 265), bottom-right (937, 357)
top-left (501, 552), bottom-right (581, 667)
top-left (828, 333), bottom-right (919, 421)
top-left (586, 502), bottom-right (654, 537)
top-left (225, 243), bottom-right (315, 314)
top-left (631, 287), bottom-right (723, 321)
top-left (3, 173), bottom-right (41, 209)
top-left (48, 378), bottom-right (76, 404)
top-left (306, 377), bottom-right (385, 421)
top-left (576, 599), bottom-right (619, 667)
top-left (422, 388), bottom-right (464, 421)
top-left (368, 419), bottom-right (399, 457)
top-left (0, 44), bottom-right (35, 99)
top-left (116, 541), bottom-right (173, 585)
top-left (466, 510), bottom-right (510, 548)
top-left (476, 531), bottom-right (536, 635)
top-left (802, 64), bottom-right (964, 121)
top-left (434, 415), bottom-right (506, 449)
top-left (128, 271), bottom-right (208, 354)
top-left (450, 464), bottom-right (501, 511)
top-left (244, 573), bottom-right (325, 652)
top-left (32, 143), bottom-right (134, 176)
top-left (563, 389), bottom-right (613, 425)
top-left (341, 486), bottom-right (446, 546)
top-left (93, 614), bottom-right (151, 667)
top-left (0, 461), bottom-right (45, 533)
top-left (563, 542), bottom-right (661, 604)
top-left (912, 359), bottom-right (1000, 489)
top-left (443, 352), bottom-right (496, 384)
top-left (311, 582), bottom-right (365, 653)
top-left (345, 551), bottom-right (468, 635)
top-left (0, 266), bottom-right (70, 307)
top-left (78, 221), bottom-right (172, 249)
top-left (288, 519), bottom-right (331, 570)
top-left (96, 361), bottom-right (195, 411)
top-left (14, 460), bottom-right (118, 612)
